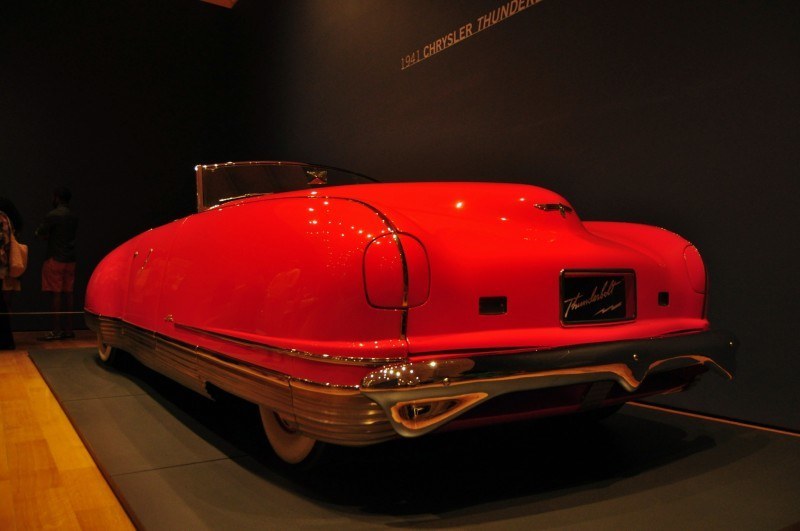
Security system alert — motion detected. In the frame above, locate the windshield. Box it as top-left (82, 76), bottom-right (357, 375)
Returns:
top-left (195, 161), bottom-right (379, 211)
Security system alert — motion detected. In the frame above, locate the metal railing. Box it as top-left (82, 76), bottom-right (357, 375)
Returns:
top-left (0, 311), bottom-right (84, 316)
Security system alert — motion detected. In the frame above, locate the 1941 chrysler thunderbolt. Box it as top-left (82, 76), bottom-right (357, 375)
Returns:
top-left (85, 161), bottom-right (737, 464)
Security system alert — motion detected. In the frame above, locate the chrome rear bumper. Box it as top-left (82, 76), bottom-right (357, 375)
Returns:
top-left (86, 311), bottom-right (735, 445)
top-left (360, 330), bottom-right (737, 437)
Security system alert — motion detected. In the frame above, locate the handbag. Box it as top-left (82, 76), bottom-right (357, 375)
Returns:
top-left (8, 231), bottom-right (27, 278)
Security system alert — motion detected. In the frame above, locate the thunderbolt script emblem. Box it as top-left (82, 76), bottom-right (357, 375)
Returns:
top-left (534, 203), bottom-right (574, 218)
top-left (563, 279), bottom-right (623, 319)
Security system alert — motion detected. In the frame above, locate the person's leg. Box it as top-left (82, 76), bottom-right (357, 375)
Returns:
top-left (42, 257), bottom-right (58, 337)
top-left (63, 291), bottom-right (74, 336)
top-left (62, 262), bottom-right (76, 337)
top-left (0, 289), bottom-right (15, 349)
top-left (4, 290), bottom-right (16, 345)
top-left (51, 291), bottom-right (63, 335)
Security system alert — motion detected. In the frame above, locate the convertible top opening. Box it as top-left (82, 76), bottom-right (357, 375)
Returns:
top-left (195, 161), bottom-right (379, 211)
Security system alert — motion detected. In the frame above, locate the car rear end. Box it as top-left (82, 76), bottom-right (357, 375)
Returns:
top-left (340, 182), bottom-right (736, 437)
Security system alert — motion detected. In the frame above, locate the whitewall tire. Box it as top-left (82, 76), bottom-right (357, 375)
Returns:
top-left (97, 335), bottom-right (119, 364)
top-left (259, 406), bottom-right (319, 465)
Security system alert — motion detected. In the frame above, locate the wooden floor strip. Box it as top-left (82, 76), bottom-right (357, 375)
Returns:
top-left (0, 331), bottom-right (133, 530)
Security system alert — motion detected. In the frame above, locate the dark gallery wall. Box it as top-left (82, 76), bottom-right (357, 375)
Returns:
top-left (228, 0), bottom-right (800, 431)
top-left (2, 1), bottom-right (798, 431)
top-left (0, 0), bottom-right (243, 326)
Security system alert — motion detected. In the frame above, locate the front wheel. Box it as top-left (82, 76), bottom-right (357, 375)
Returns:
top-left (259, 406), bottom-right (322, 465)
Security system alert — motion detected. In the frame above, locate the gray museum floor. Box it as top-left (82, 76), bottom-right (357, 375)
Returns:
top-left (26, 344), bottom-right (800, 530)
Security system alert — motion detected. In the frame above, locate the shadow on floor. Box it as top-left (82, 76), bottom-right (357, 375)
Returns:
top-left (94, 349), bottom-right (765, 524)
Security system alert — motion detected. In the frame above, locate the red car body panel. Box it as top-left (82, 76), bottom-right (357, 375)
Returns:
top-left (85, 164), bottom-right (736, 449)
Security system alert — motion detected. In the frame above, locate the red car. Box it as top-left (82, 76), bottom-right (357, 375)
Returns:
top-left (85, 161), bottom-right (736, 464)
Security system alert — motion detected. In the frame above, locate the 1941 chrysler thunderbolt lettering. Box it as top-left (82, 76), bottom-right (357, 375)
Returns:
top-left (85, 162), bottom-right (737, 464)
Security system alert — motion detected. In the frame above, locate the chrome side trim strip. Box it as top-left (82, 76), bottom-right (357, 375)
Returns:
top-left (91, 311), bottom-right (202, 393)
top-left (86, 312), bottom-right (737, 444)
top-left (85, 312), bottom-right (396, 446)
top-left (172, 321), bottom-right (406, 367)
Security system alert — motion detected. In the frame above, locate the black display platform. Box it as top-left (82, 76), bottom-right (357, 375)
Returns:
top-left (30, 347), bottom-right (800, 530)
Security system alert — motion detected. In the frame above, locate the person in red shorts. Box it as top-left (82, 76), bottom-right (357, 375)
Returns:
top-left (35, 187), bottom-right (78, 340)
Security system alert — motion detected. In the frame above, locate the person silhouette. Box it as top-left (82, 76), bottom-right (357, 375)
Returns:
top-left (0, 196), bottom-right (23, 349)
top-left (35, 187), bottom-right (78, 340)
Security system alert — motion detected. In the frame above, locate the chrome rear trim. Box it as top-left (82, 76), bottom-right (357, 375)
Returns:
top-left (361, 330), bottom-right (737, 438)
top-left (86, 312), bottom-right (736, 444)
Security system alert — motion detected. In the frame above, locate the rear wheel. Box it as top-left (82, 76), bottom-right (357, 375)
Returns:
top-left (259, 406), bottom-right (321, 465)
top-left (97, 334), bottom-right (119, 364)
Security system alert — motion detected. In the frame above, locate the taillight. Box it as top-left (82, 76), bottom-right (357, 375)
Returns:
top-left (683, 245), bottom-right (706, 294)
top-left (364, 233), bottom-right (429, 309)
